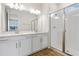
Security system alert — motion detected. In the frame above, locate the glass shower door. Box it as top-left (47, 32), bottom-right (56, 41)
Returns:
top-left (65, 4), bottom-right (79, 55)
top-left (50, 9), bottom-right (64, 51)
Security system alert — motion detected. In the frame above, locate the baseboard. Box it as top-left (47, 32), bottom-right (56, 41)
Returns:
top-left (64, 52), bottom-right (72, 56)
top-left (29, 47), bottom-right (48, 56)
top-left (50, 47), bottom-right (69, 56)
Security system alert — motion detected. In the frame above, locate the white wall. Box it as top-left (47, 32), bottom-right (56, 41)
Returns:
top-left (0, 4), bottom-right (2, 32)
top-left (0, 4), bottom-right (6, 33)
top-left (38, 14), bottom-right (49, 32)
top-left (38, 4), bottom-right (49, 32)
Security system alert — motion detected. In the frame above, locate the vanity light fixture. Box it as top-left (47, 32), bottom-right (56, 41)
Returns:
top-left (5, 3), bottom-right (41, 15)
top-left (30, 8), bottom-right (35, 14)
top-left (5, 3), bottom-right (25, 10)
top-left (19, 4), bottom-right (26, 11)
top-left (34, 9), bottom-right (41, 15)
top-left (29, 8), bottom-right (41, 15)
top-left (14, 3), bottom-right (19, 9)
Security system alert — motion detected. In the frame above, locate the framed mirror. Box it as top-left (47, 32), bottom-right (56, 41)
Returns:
top-left (4, 4), bottom-right (39, 32)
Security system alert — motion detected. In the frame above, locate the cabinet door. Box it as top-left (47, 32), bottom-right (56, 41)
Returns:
top-left (32, 36), bottom-right (41, 52)
top-left (0, 39), bottom-right (19, 56)
top-left (41, 35), bottom-right (48, 49)
top-left (20, 37), bottom-right (31, 56)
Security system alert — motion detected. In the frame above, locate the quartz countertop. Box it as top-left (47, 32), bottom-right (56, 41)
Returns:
top-left (0, 31), bottom-right (48, 37)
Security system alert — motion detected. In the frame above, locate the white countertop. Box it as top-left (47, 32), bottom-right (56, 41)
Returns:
top-left (0, 31), bottom-right (48, 37)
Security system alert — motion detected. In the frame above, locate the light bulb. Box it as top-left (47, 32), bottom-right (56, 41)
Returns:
top-left (14, 3), bottom-right (19, 9)
top-left (35, 9), bottom-right (41, 15)
top-left (51, 13), bottom-right (54, 17)
top-left (54, 16), bottom-right (59, 19)
top-left (19, 4), bottom-right (26, 10)
top-left (29, 8), bottom-right (35, 14)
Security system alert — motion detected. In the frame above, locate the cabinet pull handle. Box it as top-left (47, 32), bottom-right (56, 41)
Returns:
top-left (19, 41), bottom-right (21, 48)
top-left (40, 38), bottom-right (42, 42)
top-left (20, 42), bottom-right (21, 48)
top-left (16, 43), bottom-right (17, 48)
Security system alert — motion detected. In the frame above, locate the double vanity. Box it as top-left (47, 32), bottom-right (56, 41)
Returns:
top-left (0, 32), bottom-right (48, 56)
top-left (0, 4), bottom-right (49, 56)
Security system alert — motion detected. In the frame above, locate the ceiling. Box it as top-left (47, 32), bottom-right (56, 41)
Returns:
top-left (4, 3), bottom-right (73, 14)
top-left (23, 3), bottom-right (73, 13)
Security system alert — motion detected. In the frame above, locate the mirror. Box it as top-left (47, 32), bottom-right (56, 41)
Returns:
top-left (4, 4), bottom-right (38, 33)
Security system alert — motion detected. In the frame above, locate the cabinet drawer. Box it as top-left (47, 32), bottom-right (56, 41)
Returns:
top-left (0, 36), bottom-right (21, 41)
top-left (0, 37), bottom-right (9, 41)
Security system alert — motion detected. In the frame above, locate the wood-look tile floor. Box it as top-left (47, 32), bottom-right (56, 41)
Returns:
top-left (31, 48), bottom-right (65, 56)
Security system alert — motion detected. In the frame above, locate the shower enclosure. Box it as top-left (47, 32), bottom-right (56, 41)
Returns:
top-left (50, 3), bottom-right (79, 56)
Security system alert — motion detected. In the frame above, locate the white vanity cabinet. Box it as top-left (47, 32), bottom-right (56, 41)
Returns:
top-left (0, 33), bottom-right (48, 56)
top-left (41, 34), bottom-right (48, 49)
top-left (0, 35), bottom-right (32, 56)
top-left (32, 33), bottom-right (48, 53)
top-left (32, 35), bottom-right (41, 53)
top-left (19, 36), bottom-right (32, 56)
top-left (0, 37), bottom-right (19, 56)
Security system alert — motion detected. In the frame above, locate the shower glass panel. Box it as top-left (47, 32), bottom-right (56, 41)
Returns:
top-left (65, 3), bottom-right (79, 55)
top-left (50, 9), bottom-right (64, 51)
